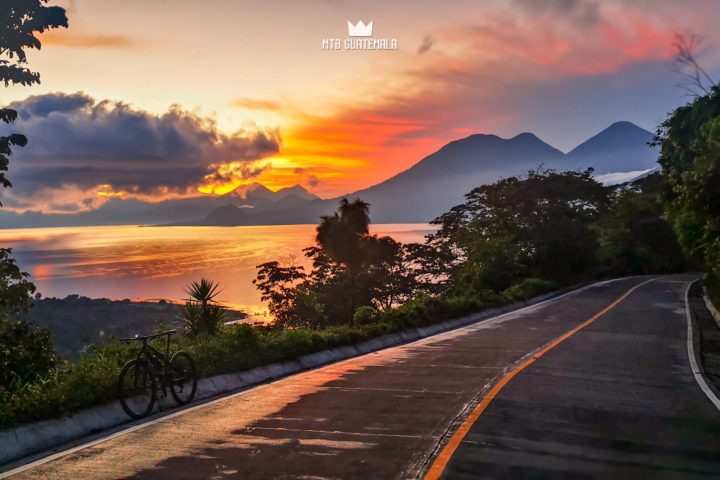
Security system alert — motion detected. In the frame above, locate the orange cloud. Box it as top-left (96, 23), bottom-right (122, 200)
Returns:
top-left (40, 31), bottom-right (134, 49)
top-left (230, 98), bottom-right (286, 111)
top-left (251, 100), bottom-right (509, 197)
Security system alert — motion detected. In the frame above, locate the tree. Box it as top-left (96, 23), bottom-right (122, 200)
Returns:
top-left (595, 173), bottom-right (688, 275)
top-left (254, 199), bottom-right (420, 328)
top-left (0, 246), bottom-right (50, 394)
top-left (253, 259), bottom-right (315, 328)
top-left (316, 198), bottom-right (370, 270)
top-left (0, 1), bottom-right (67, 392)
top-left (654, 61), bottom-right (720, 281)
top-left (428, 169), bottom-right (607, 295)
top-left (426, 169), bottom-right (608, 295)
top-left (670, 32), bottom-right (716, 98)
top-left (315, 198), bottom-right (371, 321)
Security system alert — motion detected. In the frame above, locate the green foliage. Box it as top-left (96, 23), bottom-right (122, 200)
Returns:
top-left (352, 306), bottom-right (377, 327)
top-left (315, 198), bottom-right (377, 321)
top-left (428, 169), bottom-right (608, 295)
top-left (316, 198), bottom-right (370, 270)
top-left (0, 318), bottom-right (56, 391)
top-left (502, 278), bottom-right (558, 301)
top-left (656, 87), bottom-right (720, 277)
top-left (0, 248), bottom-right (51, 396)
top-left (595, 173), bottom-right (688, 275)
top-left (255, 200), bottom-right (425, 329)
top-left (181, 279), bottom-right (226, 335)
top-left (0, 248), bottom-right (36, 316)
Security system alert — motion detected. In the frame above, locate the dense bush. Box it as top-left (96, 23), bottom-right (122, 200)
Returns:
top-left (502, 278), bottom-right (558, 301)
top-left (0, 248), bottom-right (56, 398)
top-left (352, 306), bottom-right (378, 326)
top-left (0, 319), bottom-right (56, 391)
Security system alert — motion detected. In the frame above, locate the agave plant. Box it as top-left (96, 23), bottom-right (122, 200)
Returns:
top-left (185, 278), bottom-right (221, 307)
top-left (181, 279), bottom-right (225, 335)
top-left (179, 301), bottom-right (202, 333)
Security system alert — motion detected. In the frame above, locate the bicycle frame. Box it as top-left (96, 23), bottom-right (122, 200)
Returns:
top-left (119, 328), bottom-right (197, 419)
top-left (122, 330), bottom-right (176, 395)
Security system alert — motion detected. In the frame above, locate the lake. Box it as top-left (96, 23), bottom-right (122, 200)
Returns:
top-left (1, 224), bottom-right (435, 322)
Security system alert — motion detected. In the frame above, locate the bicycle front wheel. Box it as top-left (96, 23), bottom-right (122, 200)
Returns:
top-left (169, 351), bottom-right (197, 405)
top-left (119, 359), bottom-right (156, 419)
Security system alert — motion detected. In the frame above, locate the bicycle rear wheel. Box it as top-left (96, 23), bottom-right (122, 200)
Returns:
top-left (169, 351), bottom-right (197, 405)
top-left (119, 359), bottom-right (156, 419)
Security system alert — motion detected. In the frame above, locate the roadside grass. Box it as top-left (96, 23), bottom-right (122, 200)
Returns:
top-left (0, 278), bottom-right (559, 429)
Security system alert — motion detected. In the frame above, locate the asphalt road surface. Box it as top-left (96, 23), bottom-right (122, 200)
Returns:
top-left (5, 274), bottom-right (720, 479)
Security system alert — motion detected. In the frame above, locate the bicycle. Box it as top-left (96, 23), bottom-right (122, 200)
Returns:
top-left (118, 329), bottom-right (198, 419)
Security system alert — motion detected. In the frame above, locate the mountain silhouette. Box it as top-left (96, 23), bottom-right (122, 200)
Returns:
top-left (334, 132), bottom-right (566, 222)
top-left (564, 121), bottom-right (658, 174)
top-left (0, 122), bottom-right (660, 228)
top-left (274, 185), bottom-right (319, 201)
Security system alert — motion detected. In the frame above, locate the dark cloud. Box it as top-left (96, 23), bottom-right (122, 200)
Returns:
top-left (15, 91), bottom-right (94, 119)
top-left (0, 92), bottom-right (281, 210)
top-left (307, 174), bottom-right (320, 188)
top-left (417, 35), bottom-right (434, 55)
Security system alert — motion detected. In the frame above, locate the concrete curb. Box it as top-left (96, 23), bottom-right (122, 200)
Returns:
top-left (0, 288), bottom-right (568, 467)
top-left (685, 281), bottom-right (720, 411)
top-left (702, 287), bottom-right (720, 329)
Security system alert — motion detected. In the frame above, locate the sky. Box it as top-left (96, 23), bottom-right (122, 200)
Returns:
top-left (2, 0), bottom-right (720, 214)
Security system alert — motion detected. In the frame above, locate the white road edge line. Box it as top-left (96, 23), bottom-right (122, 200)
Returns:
top-left (684, 280), bottom-right (720, 412)
top-left (0, 276), bottom-right (634, 479)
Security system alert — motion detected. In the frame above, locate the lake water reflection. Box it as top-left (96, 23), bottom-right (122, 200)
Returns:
top-left (1, 224), bottom-right (434, 321)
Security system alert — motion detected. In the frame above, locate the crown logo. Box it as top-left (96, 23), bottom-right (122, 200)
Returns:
top-left (348, 20), bottom-right (373, 37)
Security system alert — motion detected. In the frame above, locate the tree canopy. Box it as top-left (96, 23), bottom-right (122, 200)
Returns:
top-left (255, 199), bottom-right (424, 328)
top-left (428, 169), bottom-right (609, 295)
top-left (655, 86), bottom-right (720, 279)
top-left (0, 0), bottom-right (68, 190)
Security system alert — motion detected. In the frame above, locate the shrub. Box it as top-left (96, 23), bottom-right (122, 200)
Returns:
top-left (352, 306), bottom-right (377, 326)
top-left (0, 318), bottom-right (56, 392)
top-left (502, 278), bottom-right (558, 301)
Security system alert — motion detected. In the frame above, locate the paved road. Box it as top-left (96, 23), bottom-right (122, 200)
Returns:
top-left (435, 275), bottom-right (720, 479)
top-left (5, 275), bottom-right (719, 479)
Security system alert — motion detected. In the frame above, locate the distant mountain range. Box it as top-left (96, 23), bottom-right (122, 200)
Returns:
top-left (0, 121), bottom-right (659, 228)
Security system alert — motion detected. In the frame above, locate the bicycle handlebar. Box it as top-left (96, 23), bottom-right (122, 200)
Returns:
top-left (119, 329), bottom-right (177, 343)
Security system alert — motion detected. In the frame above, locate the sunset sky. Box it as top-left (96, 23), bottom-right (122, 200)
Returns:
top-left (2, 0), bottom-right (720, 214)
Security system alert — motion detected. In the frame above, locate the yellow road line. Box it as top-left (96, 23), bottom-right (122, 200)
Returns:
top-left (423, 277), bottom-right (659, 480)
